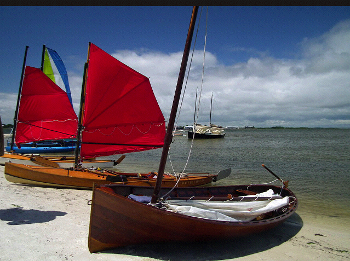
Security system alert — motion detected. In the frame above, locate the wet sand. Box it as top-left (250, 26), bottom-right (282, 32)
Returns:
top-left (0, 165), bottom-right (349, 261)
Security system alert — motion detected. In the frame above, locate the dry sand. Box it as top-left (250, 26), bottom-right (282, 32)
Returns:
top-left (0, 165), bottom-right (349, 261)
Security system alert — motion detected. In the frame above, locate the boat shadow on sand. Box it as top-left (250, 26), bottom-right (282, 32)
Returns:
top-left (0, 207), bottom-right (66, 225)
top-left (104, 213), bottom-right (303, 261)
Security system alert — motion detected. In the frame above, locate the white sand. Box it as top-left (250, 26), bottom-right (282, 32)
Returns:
top-left (0, 165), bottom-right (349, 261)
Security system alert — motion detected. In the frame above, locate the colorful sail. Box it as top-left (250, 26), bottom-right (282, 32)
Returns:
top-left (42, 47), bottom-right (73, 105)
top-left (80, 43), bottom-right (166, 158)
top-left (15, 66), bottom-right (78, 145)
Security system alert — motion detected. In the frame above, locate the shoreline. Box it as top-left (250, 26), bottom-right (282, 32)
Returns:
top-left (0, 165), bottom-right (349, 260)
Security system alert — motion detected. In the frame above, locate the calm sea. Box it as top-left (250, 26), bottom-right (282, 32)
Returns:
top-left (110, 128), bottom-right (350, 223)
top-left (3, 128), bottom-right (350, 223)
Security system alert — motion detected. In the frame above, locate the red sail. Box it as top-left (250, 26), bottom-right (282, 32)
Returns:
top-left (80, 43), bottom-right (165, 158)
top-left (15, 66), bottom-right (78, 145)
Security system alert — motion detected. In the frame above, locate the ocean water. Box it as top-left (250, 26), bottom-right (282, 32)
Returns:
top-left (3, 127), bottom-right (350, 224)
top-left (110, 128), bottom-right (350, 223)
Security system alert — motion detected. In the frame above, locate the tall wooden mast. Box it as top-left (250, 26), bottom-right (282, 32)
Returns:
top-left (151, 6), bottom-right (199, 203)
top-left (74, 42), bottom-right (91, 168)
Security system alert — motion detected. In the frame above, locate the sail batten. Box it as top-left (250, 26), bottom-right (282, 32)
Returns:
top-left (80, 43), bottom-right (165, 159)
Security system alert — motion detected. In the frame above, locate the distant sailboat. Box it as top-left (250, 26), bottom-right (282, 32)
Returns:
top-left (188, 93), bottom-right (225, 139)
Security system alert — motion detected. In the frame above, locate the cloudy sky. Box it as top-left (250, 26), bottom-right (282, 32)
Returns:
top-left (1, 6), bottom-right (350, 128)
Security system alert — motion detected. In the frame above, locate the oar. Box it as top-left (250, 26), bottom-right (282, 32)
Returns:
top-left (262, 164), bottom-right (289, 188)
top-left (113, 155), bottom-right (126, 166)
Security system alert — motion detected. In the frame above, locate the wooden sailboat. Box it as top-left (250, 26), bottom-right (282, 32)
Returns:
top-left (4, 42), bottom-right (227, 188)
top-left (188, 93), bottom-right (225, 139)
top-left (4, 162), bottom-right (221, 189)
top-left (88, 6), bottom-right (298, 253)
top-left (88, 184), bottom-right (297, 252)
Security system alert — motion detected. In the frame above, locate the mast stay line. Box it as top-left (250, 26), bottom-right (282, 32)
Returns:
top-left (151, 6), bottom-right (199, 203)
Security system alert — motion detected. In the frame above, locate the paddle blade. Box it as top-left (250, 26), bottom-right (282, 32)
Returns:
top-left (216, 168), bottom-right (231, 181)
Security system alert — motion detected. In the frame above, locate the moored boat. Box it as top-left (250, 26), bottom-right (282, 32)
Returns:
top-left (87, 6), bottom-right (298, 253)
top-left (88, 184), bottom-right (297, 252)
top-left (188, 124), bottom-right (225, 139)
top-left (188, 93), bottom-right (225, 139)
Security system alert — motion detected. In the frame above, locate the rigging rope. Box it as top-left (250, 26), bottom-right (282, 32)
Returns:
top-left (165, 6), bottom-right (209, 194)
top-left (180, 6), bottom-right (209, 175)
top-left (18, 119), bottom-right (77, 141)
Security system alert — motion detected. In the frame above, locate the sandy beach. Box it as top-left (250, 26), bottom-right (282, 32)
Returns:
top-left (0, 165), bottom-right (349, 261)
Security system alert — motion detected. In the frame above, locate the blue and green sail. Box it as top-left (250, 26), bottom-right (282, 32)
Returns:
top-left (42, 46), bottom-right (73, 106)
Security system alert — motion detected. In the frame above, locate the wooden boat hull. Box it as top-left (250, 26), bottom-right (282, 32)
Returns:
top-left (0, 153), bottom-right (115, 168)
top-left (88, 184), bottom-right (298, 252)
top-left (4, 162), bottom-right (216, 189)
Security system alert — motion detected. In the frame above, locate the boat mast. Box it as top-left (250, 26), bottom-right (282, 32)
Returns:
top-left (40, 45), bottom-right (46, 71)
top-left (209, 92), bottom-right (213, 125)
top-left (0, 116), bottom-right (4, 156)
top-left (151, 6), bottom-right (199, 203)
top-left (10, 46), bottom-right (29, 151)
top-left (74, 42), bottom-right (91, 168)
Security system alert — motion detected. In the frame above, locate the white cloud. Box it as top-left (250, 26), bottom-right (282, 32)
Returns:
top-left (0, 93), bottom-right (17, 124)
top-left (2, 20), bottom-right (350, 128)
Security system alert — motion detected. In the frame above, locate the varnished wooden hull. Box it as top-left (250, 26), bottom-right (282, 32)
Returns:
top-left (4, 162), bottom-right (215, 189)
top-left (88, 184), bottom-right (298, 252)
